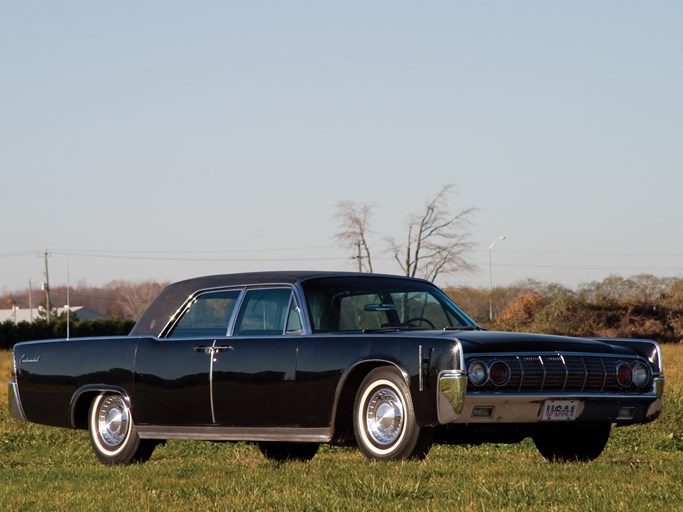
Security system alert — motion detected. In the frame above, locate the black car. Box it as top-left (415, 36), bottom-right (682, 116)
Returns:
top-left (8, 272), bottom-right (664, 464)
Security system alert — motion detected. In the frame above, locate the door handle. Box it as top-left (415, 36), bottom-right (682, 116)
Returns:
top-left (193, 345), bottom-right (234, 354)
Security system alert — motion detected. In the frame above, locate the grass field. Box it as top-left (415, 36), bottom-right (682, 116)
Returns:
top-left (2, 346), bottom-right (683, 511)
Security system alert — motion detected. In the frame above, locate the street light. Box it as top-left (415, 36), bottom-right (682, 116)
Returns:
top-left (488, 235), bottom-right (506, 321)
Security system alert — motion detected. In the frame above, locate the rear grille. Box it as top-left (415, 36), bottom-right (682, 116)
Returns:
top-left (466, 353), bottom-right (648, 393)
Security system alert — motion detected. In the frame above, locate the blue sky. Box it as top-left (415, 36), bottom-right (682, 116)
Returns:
top-left (1, 1), bottom-right (682, 293)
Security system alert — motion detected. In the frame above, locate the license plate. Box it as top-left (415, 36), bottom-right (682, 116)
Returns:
top-left (541, 400), bottom-right (579, 421)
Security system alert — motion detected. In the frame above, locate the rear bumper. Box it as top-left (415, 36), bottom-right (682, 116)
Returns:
top-left (7, 379), bottom-right (27, 422)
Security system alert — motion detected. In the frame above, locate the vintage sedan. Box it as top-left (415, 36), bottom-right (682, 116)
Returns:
top-left (8, 271), bottom-right (664, 464)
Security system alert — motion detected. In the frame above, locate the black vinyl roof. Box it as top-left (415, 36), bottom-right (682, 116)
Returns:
top-left (129, 271), bottom-right (422, 337)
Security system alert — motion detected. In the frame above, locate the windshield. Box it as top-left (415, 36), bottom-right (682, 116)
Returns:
top-left (301, 276), bottom-right (478, 333)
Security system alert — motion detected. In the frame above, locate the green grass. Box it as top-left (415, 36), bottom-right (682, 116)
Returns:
top-left (2, 347), bottom-right (683, 511)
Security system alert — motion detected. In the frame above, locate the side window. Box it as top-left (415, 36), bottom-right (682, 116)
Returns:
top-left (167, 290), bottom-right (241, 338)
top-left (234, 288), bottom-right (298, 336)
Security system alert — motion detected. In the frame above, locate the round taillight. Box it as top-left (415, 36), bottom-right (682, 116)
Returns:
top-left (616, 362), bottom-right (632, 387)
top-left (631, 361), bottom-right (650, 387)
top-left (489, 361), bottom-right (510, 386)
top-left (468, 361), bottom-right (488, 386)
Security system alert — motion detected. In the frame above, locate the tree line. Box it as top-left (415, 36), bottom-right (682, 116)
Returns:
top-left (1, 273), bottom-right (681, 348)
top-left (0, 279), bottom-right (167, 320)
top-left (450, 273), bottom-right (683, 344)
top-left (0, 317), bottom-right (136, 350)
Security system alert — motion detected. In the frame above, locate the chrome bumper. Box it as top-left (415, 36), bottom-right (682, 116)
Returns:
top-left (7, 379), bottom-right (27, 422)
top-left (438, 374), bottom-right (664, 425)
top-left (437, 370), bottom-right (467, 423)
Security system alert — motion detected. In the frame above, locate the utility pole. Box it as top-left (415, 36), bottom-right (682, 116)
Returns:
top-left (488, 236), bottom-right (506, 322)
top-left (356, 241), bottom-right (362, 272)
top-left (42, 250), bottom-right (51, 324)
top-left (28, 279), bottom-right (33, 323)
top-left (352, 240), bottom-right (364, 272)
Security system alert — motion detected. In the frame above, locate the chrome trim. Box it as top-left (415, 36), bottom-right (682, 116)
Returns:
top-left (464, 351), bottom-right (656, 394)
top-left (365, 386), bottom-right (405, 446)
top-left (447, 390), bottom-right (662, 424)
top-left (209, 339), bottom-right (217, 424)
top-left (647, 376), bottom-right (665, 416)
top-left (437, 339), bottom-right (467, 423)
top-left (226, 288), bottom-right (247, 335)
top-left (7, 379), bottom-right (27, 422)
top-left (136, 425), bottom-right (331, 442)
top-left (161, 282), bottom-right (307, 338)
top-left (654, 375), bottom-right (665, 399)
top-left (161, 284), bottom-right (310, 338)
top-left (653, 340), bottom-right (664, 372)
top-left (229, 286), bottom-right (300, 336)
top-left (96, 395), bottom-right (131, 448)
top-left (161, 287), bottom-right (246, 338)
top-left (437, 370), bottom-right (467, 423)
top-left (292, 284), bottom-right (313, 335)
top-left (419, 345), bottom-right (423, 391)
top-left (467, 350), bottom-right (648, 359)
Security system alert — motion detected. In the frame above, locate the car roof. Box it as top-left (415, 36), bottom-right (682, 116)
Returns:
top-left (129, 271), bottom-right (428, 337)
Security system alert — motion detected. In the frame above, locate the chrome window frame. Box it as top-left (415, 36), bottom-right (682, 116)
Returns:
top-left (162, 288), bottom-right (245, 339)
top-left (230, 286), bottom-right (301, 337)
top-left (161, 283), bottom-right (309, 339)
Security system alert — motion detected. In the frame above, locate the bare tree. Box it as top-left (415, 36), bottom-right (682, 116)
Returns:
top-left (110, 280), bottom-right (168, 320)
top-left (333, 200), bottom-right (374, 272)
top-left (387, 184), bottom-right (476, 281)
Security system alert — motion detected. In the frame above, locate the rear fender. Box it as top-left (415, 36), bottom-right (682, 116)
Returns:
top-left (70, 385), bottom-right (130, 429)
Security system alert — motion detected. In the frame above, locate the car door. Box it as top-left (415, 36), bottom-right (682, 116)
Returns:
top-left (133, 289), bottom-right (241, 426)
top-left (211, 287), bottom-right (301, 427)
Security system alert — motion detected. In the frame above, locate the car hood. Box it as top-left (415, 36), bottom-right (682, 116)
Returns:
top-left (430, 330), bottom-right (635, 356)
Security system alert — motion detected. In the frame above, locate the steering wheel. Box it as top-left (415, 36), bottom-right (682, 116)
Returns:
top-left (403, 317), bottom-right (436, 329)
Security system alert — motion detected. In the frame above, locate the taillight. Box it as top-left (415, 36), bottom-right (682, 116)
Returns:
top-left (615, 362), bottom-right (632, 387)
top-left (489, 361), bottom-right (511, 386)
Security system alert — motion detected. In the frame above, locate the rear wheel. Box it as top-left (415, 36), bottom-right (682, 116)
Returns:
top-left (258, 442), bottom-right (319, 461)
top-left (533, 423), bottom-right (611, 462)
top-left (353, 367), bottom-right (432, 460)
top-left (88, 393), bottom-right (157, 465)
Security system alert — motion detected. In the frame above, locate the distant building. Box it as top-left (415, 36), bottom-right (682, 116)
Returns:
top-left (0, 306), bottom-right (105, 323)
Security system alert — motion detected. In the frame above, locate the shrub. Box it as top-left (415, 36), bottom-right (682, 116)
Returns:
top-left (0, 318), bottom-right (136, 349)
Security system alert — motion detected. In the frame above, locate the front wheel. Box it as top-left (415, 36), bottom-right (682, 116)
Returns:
top-left (88, 393), bottom-right (157, 465)
top-left (353, 367), bottom-right (432, 460)
top-left (532, 423), bottom-right (611, 462)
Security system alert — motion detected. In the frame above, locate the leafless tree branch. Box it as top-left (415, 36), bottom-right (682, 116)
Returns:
top-left (334, 185), bottom-right (477, 281)
top-left (332, 200), bottom-right (374, 272)
top-left (388, 184), bottom-right (477, 281)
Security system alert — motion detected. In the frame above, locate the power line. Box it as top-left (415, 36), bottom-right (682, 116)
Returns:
top-left (53, 251), bottom-right (350, 263)
top-left (0, 251), bottom-right (38, 259)
top-left (491, 249), bottom-right (683, 258)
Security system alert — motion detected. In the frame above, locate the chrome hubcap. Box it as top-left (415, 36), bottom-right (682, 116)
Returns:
top-left (97, 396), bottom-right (130, 448)
top-left (366, 388), bottom-right (404, 446)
